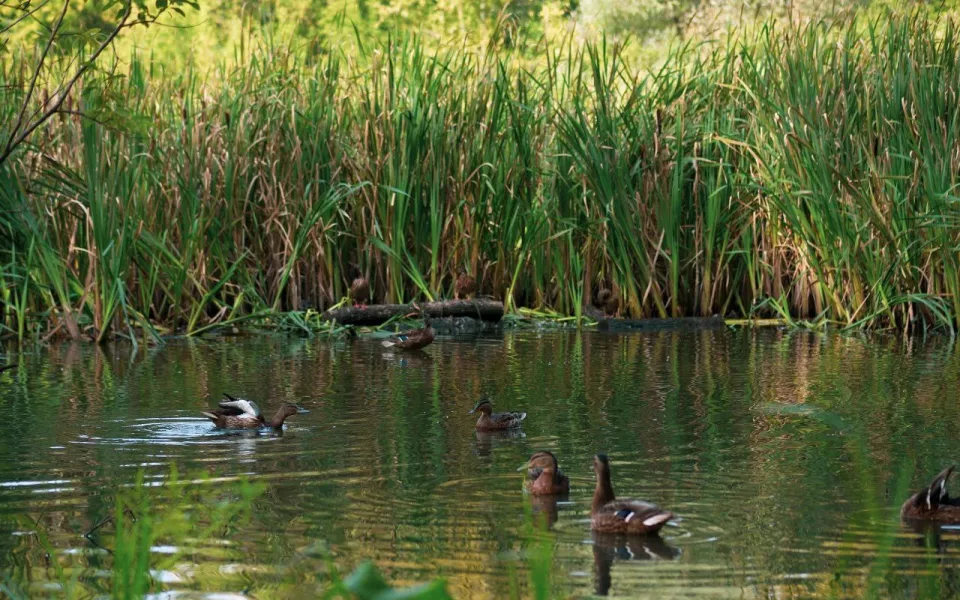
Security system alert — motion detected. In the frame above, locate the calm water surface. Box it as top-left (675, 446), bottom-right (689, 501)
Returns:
top-left (2, 330), bottom-right (960, 598)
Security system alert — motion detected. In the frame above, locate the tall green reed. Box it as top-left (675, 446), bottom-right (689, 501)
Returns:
top-left (3, 12), bottom-right (960, 340)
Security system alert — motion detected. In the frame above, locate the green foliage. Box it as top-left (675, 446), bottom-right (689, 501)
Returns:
top-left (2, 466), bottom-right (262, 599)
top-left (4, 12), bottom-right (960, 338)
top-left (327, 562), bottom-right (453, 600)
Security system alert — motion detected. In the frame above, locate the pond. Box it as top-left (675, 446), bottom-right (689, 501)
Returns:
top-left (1, 329), bottom-right (960, 598)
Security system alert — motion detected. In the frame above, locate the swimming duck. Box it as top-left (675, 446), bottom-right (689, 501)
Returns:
top-left (901, 465), bottom-right (960, 522)
top-left (381, 304), bottom-right (435, 350)
top-left (349, 266), bottom-right (370, 308)
top-left (520, 451), bottom-right (570, 495)
top-left (202, 393), bottom-right (309, 429)
top-left (591, 454), bottom-right (673, 535)
top-left (468, 398), bottom-right (526, 431)
top-left (455, 267), bottom-right (477, 300)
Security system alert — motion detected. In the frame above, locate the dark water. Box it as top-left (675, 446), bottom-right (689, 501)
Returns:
top-left (2, 330), bottom-right (960, 598)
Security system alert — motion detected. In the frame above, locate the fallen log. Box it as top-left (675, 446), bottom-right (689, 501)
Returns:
top-left (595, 316), bottom-right (726, 331)
top-left (322, 299), bottom-right (504, 326)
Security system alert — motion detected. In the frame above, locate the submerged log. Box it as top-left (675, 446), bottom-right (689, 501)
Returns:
top-left (595, 316), bottom-right (726, 331)
top-left (322, 299), bottom-right (504, 326)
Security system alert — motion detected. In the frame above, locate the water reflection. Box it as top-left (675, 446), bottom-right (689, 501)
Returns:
top-left (2, 330), bottom-right (960, 597)
top-left (473, 429), bottom-right (526, 458)
top-left (591, 531), bottom-right (681, 596)
top-left (528, 494), bottom-right (566, 530)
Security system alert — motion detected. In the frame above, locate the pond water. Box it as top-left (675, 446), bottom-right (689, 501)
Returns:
top-left (2, 329), bottom-right (960, 598)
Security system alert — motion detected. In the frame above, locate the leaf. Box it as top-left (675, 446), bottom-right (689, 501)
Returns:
top-left (343, 562), bottom-right (390, 597)
top-left (343, 563), bottom-right (453, 600)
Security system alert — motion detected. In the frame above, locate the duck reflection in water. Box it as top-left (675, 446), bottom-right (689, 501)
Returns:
top-left (528, 494), bottom-right (567, 530)
top-left (472, 428), bottom-right (525, 458)
top-left (591, 531), bottom-right (681, 596)
top-left (381, 348), bottom-right (434, 365)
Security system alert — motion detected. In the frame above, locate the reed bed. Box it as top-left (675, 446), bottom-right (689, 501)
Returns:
top-left (3, 13), bottom-right (960, 341)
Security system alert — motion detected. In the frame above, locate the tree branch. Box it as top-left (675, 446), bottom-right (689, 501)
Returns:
top-left (0, 1), bottom-right (132, 166)
top-left (0, 0), bottom-right (51, 36)
top-left (4, 0), bottom-right (69, 157)
top-left (55, 108), bottom-right (117, 130)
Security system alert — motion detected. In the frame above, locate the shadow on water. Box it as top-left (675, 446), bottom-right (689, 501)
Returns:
top-left (5, 330), bottom-right (960, 596)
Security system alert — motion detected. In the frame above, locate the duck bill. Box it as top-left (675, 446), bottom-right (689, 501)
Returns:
top-left (296, 407), bottom-right (311, 414)
top-left (516, 464), bottom-right (530, 472)
top-left (468, 408), bottom-right (477, 414)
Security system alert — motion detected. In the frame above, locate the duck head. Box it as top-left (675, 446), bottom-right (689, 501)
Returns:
top-left (519, 450), bottom-right (558, 474)
top-left (284, 403), bottom-right (310, 416)
top-left (468, 398), bottom-right (493, 415)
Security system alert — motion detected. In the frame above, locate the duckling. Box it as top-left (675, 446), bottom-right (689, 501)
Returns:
top-left (202, 393), bottom-right (309, 430)
top-left (595, 288), bottom-right (619, 316)
top-left (901, 465), bottom-right (960, 522)
top-left (520, 451), bottom-right (570, 495)
top-left (455, 267), bottom-right (477, 300)
top-left (350, 273), bottom-right (370, 308)
top-left (381, 304), bottom-right (435, 350)
top-left (468, 398), bottom-right (526, 431)
top-left (591, 454), bottom-right (673, 535)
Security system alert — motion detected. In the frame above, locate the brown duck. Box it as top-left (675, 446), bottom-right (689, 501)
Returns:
top-left (455, 267), bottom-right (477, 300)
top-left (901, 466), bottom-right (960, 522)
top-left (202, 393), bottom-right (309, 429)
top-left (594, 288), bottom-right (619, 316)
top-left (469, 398), bottom-right (526, 431)
top-left (349, 271), bottom-right (370, 307)
top-left (591, 454), bottom-right (673, 535)
top-left (381, 305), bottom-right (435, 350)
top-left (520, 451), bottom-right (570, 495)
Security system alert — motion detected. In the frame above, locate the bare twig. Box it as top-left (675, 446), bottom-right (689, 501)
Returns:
top-left (0, 1), bottom-right (133, 166)
top-left (4, 0), bottom-right (69, 157)
top-left (56, 108), bottom-right (117, 129)
top-left (0, 0), bottom-right (51, 36)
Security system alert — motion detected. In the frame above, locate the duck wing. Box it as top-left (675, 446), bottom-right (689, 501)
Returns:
top-left (219, 393), bottom-right (262, 418)
top-left (904, 465), bottom-right (957, 516)
top-left (491, 411), bottom-right (526, 427)
top-left (601, 500), bottom-right (673, 529)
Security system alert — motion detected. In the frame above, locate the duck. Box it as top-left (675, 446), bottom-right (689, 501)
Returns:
top-left (591, 454), bottom-right (673, 535)
top-left (455, 267), bottom-right (477, 300)
top-left (349, 266), bottom-right (370, 308)
top-left (520, 451), bottom-right (570, 495)
top-left (202, 393), bottom-right (309, 429)
top-left (594, 288), bottom-right (619, 316)
top-left (468, 398), bottom-right (526, 431)
top-left (381, 304), bottom-right (435, 350)
top-left (901, 465), bottom-right (960, 522)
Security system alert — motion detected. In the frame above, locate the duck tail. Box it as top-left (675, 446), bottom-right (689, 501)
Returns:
top-left (641, 511), bottom-right (673, 529)
top-left (925, 465), bottom-right (955, 509)
top-left (381, 340), bottom-right (396, 348)
top-left (201, 412), bottom-right (219, 423)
